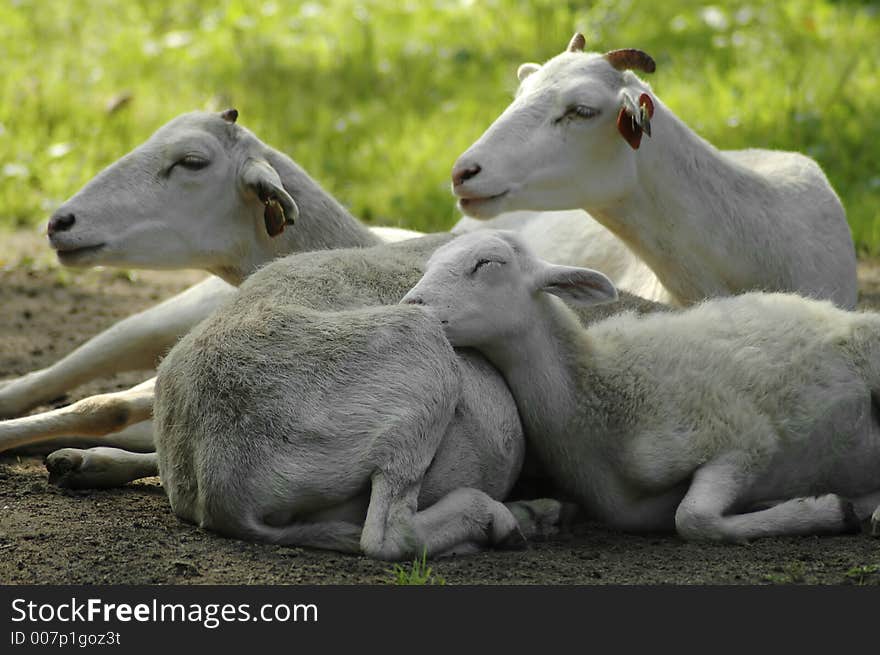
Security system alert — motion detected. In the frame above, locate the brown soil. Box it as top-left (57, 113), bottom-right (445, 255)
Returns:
top-left (1, 233), bottom-right (879, 585)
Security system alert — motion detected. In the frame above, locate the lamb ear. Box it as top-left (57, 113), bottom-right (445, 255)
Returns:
top-left (517, 62), bottom-right (541, 82)
top-left (535, 264), bottom-right (618, 306)
top-left (239, 157), bottom-right (299, 237)
top-left (617, 90), bottom-right (655, 150)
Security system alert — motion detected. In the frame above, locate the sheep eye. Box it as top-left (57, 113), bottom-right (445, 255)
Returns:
top-left (168, 155), bottom-right (210, 176)
top-left (472, 258), bottom-right (504, 273)
top-left (177, 155), bottom-right (210, 170)
top-left (558, 105), bottom-right (600, 122)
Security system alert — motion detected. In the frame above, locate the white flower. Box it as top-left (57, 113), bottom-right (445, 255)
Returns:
top-left (700, 6), bottom-right (729, 31)
top-left (47, 142), bottom-right (73, 159)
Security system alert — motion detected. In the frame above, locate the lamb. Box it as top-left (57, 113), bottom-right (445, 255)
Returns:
top-left (402, 230), bottom-right (880, 540)
top-left (0, 109), bottom-right (663, 491)
top-left (450, 33), bottom-right (858, 309)
top-left (151, 237), bottom-right (544, 559)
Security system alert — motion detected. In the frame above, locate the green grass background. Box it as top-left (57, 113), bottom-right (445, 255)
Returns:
top-left (1, 0), bottom-right (878, 251)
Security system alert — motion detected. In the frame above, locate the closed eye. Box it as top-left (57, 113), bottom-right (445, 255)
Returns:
top-left (169, 154), bottom-right (210, 174)
top-left (556, 105), bottom-right (600, 123)
top-left (472, 258), bottom-right (505, 273)
top-left (179, 154), bottom-right (210, 170)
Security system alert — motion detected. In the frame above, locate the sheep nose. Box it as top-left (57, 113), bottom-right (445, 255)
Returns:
top-left (400, 294), bottom-right (424, 306)
top-left (47, 212), bottom-right (76, 235)
top-left (452, 163), bottom-right (481, 187)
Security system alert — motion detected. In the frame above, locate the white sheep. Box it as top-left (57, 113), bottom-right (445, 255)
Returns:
top-left (450, 32), bottom-right (858, 309)
top-left (151, 239), bottom-right (549, 559)
top-left (402, 230), bottom-right (880, 540)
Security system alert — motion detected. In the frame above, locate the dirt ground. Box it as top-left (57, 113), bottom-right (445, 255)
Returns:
top-left (1, 232), bottom-right (879, 585)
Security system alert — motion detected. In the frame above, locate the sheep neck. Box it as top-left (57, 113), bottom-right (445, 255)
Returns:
top-left (589, 99), bottom-right (771, 305)
top-left (478, 295), bottom-right (608, 464)
top-left (214, 147), bottom-right (382, 285)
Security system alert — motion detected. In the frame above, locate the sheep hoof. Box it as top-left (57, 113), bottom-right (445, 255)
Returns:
top-left (45, 449), bottom-right (85, 488)
top-left (507, 498), bottom-right (568, 540)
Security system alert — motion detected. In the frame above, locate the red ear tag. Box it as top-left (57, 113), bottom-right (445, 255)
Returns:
top-left (617, 106), bottom-right (643, 150)
top-left (263, 198), bottom-right (286, 237)
top-left (639, 93), bottom-right (654, 118)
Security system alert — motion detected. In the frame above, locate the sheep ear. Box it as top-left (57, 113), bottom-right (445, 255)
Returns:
top-left (239, 157), bottom-right (299, 237)
top-left (617, 90), bottom-right (654, 150)
top-left (536, 264), bottom-right (618, 306)
top-left (517, 63), bottom-right (541, 82)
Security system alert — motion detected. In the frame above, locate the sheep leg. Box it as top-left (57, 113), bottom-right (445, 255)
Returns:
top-left (872, 506), bottom-right (880, 537)
top-left (360, 472), bottom-right (525, 561)
top-left (674, 456), bottom-right (860, 542)
top-left (0, 378), bottom-right (154, 453)
top-left (45, 447), bottom-right (158, 488)
top-left (16, 419), bottom-right (156, 455)
top-left (0, 276), bottom-right (233, 418)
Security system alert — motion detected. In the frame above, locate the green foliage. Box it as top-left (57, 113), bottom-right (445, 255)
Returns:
top-left (1, 0), bottom-right (878, 250)
top-left (388, 550), bottom-right (446, 586)
top-left (843, 563), bottom-right (879, 585)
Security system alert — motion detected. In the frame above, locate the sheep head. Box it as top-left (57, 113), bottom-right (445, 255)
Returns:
top-left (450, 34), bottom-right (659, 219)
top-left (45, 110), bottom-right (299, 280)
top-left (402, 230), bottom-right (617, 347)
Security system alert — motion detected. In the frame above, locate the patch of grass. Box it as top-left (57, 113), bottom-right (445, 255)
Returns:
top-left (762, 561), bottom-right (806, 584)
top-left (1, 1), bottom-right (878, 251)
top-left (843, 563), bottom-right (880, 585)
top-left (387, 550), bottom-right (446, 586)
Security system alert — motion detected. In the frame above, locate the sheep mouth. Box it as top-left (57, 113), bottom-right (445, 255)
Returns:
top-left (54, 243), bottom-right (107, 264)
top-left (456, 190), bottom-right (509, 216)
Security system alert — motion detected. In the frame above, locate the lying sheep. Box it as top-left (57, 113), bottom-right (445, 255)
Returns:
top-left (154, 235), bottom-right (581, 558)
top-left (403, 230), bottom-right (880, 540)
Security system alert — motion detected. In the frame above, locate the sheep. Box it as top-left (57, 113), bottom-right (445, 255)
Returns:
top-left (152, 236), bottom-right (546, 559)
top-left (402, 230), bottom-right (880, 541)
top-left (450, 32), bottom-right (858, 309)
top-left (0, 109), bottom-right (664, 491)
